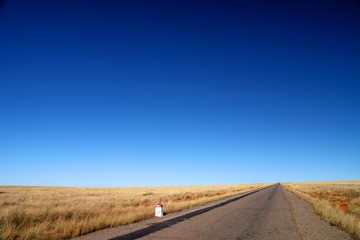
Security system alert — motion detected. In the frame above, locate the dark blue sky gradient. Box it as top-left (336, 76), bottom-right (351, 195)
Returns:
top-left (1, 0), bottom-right (359, 187)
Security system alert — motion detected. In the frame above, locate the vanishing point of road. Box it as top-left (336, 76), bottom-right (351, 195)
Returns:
top-left (75, 184), bottom-right (352, 240)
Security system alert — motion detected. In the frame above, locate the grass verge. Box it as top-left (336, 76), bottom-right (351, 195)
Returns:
top-left (283, 181), bottom-right (360, 240)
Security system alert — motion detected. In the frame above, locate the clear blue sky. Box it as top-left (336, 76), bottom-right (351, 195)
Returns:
top-left (1, 0), bottom-right (359, 187)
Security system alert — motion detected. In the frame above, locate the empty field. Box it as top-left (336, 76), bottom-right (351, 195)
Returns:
top-left (283, 181), bottom-right (360, 239)
top-left (0, 183), bottom-right (270, 240)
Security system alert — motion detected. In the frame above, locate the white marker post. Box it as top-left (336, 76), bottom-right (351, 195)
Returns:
top-left (155, 203), bottom-right (163, 217)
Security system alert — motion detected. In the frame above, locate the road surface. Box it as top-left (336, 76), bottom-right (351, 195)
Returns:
top-left (117, 184), bottom-right (299, 240)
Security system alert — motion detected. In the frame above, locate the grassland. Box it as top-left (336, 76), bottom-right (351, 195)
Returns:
top-left (283, 181), bottom-right (360, 239)
top-left (0, 183), bottom-right (270, 240)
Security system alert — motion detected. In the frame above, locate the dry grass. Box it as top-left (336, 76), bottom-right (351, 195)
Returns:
top-left (283, 181), bottom-right (360, 239)
top-left (0, 183), bottom-right (270, 240)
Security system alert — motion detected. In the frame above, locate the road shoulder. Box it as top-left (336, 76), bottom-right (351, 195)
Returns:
top-left (283, 187), bottom-right (353, 240)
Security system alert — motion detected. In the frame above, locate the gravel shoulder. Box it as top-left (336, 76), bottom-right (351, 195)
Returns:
top-left (283, 186), bottom-right (354, 240)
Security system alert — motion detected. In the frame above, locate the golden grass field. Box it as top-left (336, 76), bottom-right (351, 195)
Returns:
top-left (0, 183), bottom-right (270, 240)
top-left (283, 181), bottom-right (360, 239)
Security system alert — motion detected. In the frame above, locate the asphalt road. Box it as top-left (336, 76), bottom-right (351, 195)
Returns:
top-left (116, 184), bottom-right (301, 240)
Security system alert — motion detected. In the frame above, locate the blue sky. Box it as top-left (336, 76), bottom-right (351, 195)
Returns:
top-left (1, 0), bottom-right (359, 187)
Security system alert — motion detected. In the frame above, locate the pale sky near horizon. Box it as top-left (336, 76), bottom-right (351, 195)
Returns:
top-left (1, 0), bottom-right (359, 187)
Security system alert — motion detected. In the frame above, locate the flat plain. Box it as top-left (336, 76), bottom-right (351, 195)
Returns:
top-left (283, 181), bottom-right (360, 239)
top-left (0, 183), bottom-right (270, 240)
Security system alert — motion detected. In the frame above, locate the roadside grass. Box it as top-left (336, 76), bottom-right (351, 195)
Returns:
top-left (283, 181), bottom-right (360, 240)
top-left (0, 183), bottom-right (270, 240)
